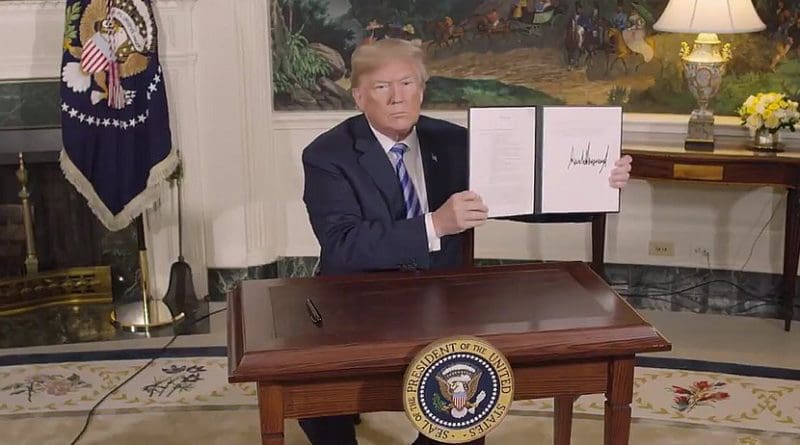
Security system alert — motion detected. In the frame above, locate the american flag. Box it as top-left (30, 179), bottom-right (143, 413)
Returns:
top-left (80, 33), bottom-right (112, 74)
top-left (453, 391), bottom-right (466, 410)
top-left (60, 0), bottom-right (176, 231)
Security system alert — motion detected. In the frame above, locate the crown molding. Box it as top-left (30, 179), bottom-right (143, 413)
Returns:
top-left (0, 0), bottom-right (197, 8)
top-left (0, 0), bottom-right (64, 8)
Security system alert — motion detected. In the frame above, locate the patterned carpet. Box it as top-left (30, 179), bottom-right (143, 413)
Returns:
top-left (0, 356), bottom-right (798, 444)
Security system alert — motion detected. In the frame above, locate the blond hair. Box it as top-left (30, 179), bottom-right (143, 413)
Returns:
top-left (350, 38), bottom-right (429, 88)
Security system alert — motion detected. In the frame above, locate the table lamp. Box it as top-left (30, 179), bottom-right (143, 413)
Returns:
top-left (653, 0), bottom-right (765, 150)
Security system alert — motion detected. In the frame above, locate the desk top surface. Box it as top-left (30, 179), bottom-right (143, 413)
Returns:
top-left (227, 262), bottom-right (670, 382)
top-left (624, 137), bottom-right (800, 161)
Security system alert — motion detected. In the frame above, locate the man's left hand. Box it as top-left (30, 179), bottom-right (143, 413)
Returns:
top-left (609, 154), bottom-right (632, 189)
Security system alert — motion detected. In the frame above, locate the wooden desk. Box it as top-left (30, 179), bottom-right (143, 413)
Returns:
top-left (227, 262), bottom-right (670, 444)
top-left (618, 139), bottom-right (800, 331)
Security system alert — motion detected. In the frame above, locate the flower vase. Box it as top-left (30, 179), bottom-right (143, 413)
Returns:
top-left (750, 128), bottom-right (783, 152)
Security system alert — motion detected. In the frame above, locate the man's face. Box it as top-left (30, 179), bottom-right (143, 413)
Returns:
top-left (352, 59), bottom-right (424, 140)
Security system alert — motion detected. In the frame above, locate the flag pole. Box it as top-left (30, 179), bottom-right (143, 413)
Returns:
top-left (112, 215), bottom-right (184, 332)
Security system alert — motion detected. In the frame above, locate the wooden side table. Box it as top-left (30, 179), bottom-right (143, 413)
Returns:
top-left (617, 138), bottom-right (800, 331)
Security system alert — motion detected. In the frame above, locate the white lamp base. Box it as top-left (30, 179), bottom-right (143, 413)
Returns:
top-left (685, 109), bottom-right (715, 150)
top-left (681, 33), bottom-right (731, 151)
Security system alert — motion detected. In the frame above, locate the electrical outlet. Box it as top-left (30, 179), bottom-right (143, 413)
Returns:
top-left (648, 241), bottom-right (674, 256)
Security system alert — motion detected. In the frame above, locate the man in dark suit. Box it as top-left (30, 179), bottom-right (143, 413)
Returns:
top-left (301, 38), bottom-right (632, 445)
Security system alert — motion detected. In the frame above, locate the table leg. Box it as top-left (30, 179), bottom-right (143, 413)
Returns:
top-left (783, 188), bottom-right (799, 332)
top-left (258, 383), bottom-right (284, 445)
top-left (591, 214), bottom-right (607, 279)
top-left (604, 357), bottom-right (634, 445)
top-left (554, 395), bottom-right (575, 445)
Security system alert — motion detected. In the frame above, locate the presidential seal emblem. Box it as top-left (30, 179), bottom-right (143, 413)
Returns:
top-left (403, 337), bottom-right (514, 443)
top-left (62, 0), bottom-right (158, 109)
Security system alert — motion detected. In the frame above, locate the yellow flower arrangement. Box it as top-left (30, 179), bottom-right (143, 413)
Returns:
top-left (738, 92), bottom-right (800, 134)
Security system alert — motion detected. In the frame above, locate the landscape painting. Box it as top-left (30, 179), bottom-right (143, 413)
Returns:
top-left (270, 0), bottom-right (800, 116)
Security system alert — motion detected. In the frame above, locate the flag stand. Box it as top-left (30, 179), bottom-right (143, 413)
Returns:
top-left (112, 215), bottom-right (184, 332)
top-left (161, 156), bottom-right (199, 316)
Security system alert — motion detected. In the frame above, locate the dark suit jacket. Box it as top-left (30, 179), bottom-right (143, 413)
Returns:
top-left (302, 114), bottom-right (594, 276)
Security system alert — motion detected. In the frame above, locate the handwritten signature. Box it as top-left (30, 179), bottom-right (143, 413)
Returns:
top-left (567, 143), bottom-right (609, 173)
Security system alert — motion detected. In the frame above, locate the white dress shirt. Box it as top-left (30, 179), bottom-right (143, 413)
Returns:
top-left (369, 123), bottom-right (441, 252)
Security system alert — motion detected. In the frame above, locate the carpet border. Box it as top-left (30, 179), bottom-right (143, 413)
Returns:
top-left (1, 349), bottom-right (798, 381)
top-left (0, 346), bottom-right (227, 366)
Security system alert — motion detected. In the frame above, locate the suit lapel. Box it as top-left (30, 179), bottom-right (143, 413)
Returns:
top-left (417, 119), bottom-right (448, 211)
top-left (353, 115), bottom-right (406, 217)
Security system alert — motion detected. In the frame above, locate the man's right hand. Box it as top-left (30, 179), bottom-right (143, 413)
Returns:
top-left (431, 191), bottom-right (489, 237)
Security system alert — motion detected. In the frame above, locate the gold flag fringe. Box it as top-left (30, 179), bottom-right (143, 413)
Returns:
top-left (59, 147), bottom-right (179, 231)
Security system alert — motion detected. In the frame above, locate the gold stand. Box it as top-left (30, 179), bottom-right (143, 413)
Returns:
top-left (2, 155), bottom-right (113, 315)
top-left (16, 153), bottom-right (38, 275)
top-left (0, 266), bottom-right (113, 316)
top-left (111, 216), bottom-right (184, 332)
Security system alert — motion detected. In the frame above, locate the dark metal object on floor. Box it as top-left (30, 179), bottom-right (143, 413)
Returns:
top-left (162, 156), bottom-right (198, 317)
top-left (112, 216), bottom-right (184, 332)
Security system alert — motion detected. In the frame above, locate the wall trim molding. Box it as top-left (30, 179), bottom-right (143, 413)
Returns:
top-left (234, 0), bottom-right (282, 266)
top-left (0, 0), bottom-right (66, 8)
top-left (271, 110), bottom-right (798, 143)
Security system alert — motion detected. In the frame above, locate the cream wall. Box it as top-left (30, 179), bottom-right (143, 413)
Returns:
top-left (1, 0), bottom-right (792, 300)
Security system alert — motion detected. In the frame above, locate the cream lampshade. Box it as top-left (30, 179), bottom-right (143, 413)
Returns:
top-left (654, 0), bottom-right (766, 150)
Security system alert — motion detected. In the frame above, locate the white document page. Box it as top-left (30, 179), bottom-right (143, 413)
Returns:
top-left (468, 107), bottom-right (536, 217)
top-left (539, 107), bottom-right (621, 213)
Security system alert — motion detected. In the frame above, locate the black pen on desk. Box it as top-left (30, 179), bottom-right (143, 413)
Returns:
top-left (305, 298), bottom-right (323, 326)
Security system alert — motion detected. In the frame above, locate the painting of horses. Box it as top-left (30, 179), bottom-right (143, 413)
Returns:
top-left (270, 0), bottom-right (800, 117)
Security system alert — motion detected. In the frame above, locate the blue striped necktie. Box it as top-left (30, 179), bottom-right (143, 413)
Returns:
top-left (389, 143), bottom-right (422, 219)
